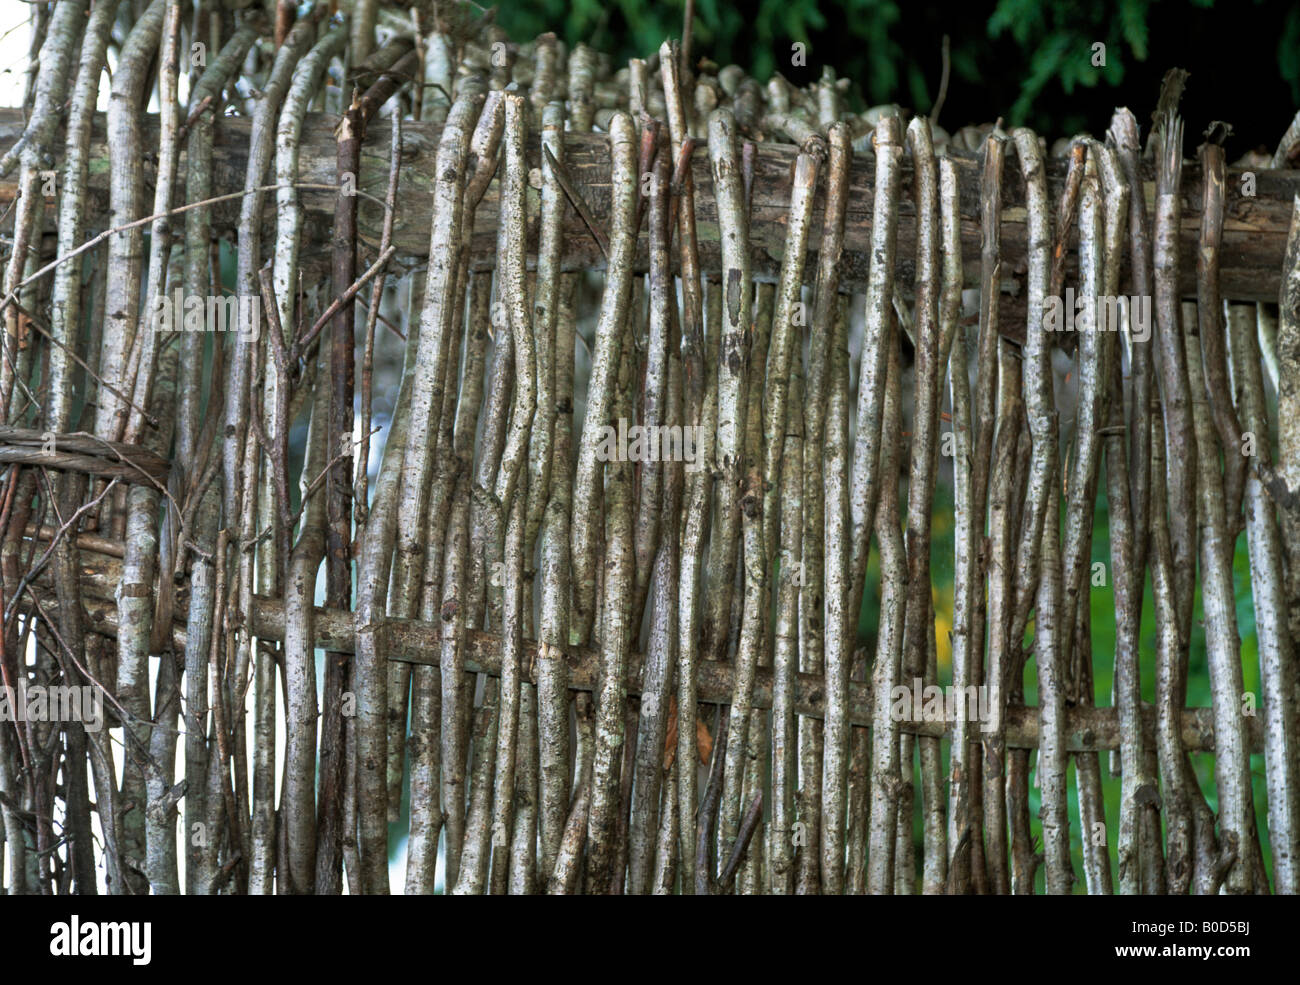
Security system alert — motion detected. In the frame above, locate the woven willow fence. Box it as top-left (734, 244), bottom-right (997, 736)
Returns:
top-left (1, 1), bottom-right (1299, 896)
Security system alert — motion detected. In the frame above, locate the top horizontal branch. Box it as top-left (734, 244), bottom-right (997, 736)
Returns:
top-left (6, 108), bottom-right (1298, 338)
top-left (0, 426), bottom-right (170, 486)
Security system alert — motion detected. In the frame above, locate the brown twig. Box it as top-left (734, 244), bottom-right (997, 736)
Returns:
top-left (543, 143), bottom-right (610, 260)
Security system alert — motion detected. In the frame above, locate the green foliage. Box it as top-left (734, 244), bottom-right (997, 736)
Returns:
top-left (987, 0), bottom-right (1142, 124)
top-left (492, 0), bottom-right (1299, 137)
top-left (1281, 5), bottom-right (1300, 103)
top-left (983, 0), bottom-right (1300, 127)
top-left (491, 0), bottom-right (922, 107)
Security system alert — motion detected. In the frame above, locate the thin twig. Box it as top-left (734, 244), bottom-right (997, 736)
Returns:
top-left (543, 143), bottom-right (610, 260)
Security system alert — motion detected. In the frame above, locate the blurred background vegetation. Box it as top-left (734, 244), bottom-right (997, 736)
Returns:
top-left (494, 0), bottom-right (1299, 152)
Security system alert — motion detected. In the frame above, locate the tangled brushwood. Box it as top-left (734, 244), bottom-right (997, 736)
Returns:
top-left (1, 0), bottom-right (1299, 896)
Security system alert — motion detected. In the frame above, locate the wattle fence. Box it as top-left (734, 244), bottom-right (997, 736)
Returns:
top-left (1, 0), bottom-right (1299, 895)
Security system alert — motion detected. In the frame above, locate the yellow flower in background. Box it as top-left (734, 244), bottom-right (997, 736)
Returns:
top-left (934, 583), bottom-right (954, 674)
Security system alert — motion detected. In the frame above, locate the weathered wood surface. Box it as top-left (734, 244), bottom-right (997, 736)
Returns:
top-left (0, 427), bottom-right (171, 486)
top-left (36, 588), bottom-right (1249, 756)
top-left (27, 536), bottom-right (1256, 756)
top-left (5, 108), bottom-right (1298, 332)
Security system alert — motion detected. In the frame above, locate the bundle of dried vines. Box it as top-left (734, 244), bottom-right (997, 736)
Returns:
top-left (0, 1), bottom-right (1297, 897)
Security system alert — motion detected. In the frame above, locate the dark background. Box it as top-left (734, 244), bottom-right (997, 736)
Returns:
top-left (496, 0), bottom-right (1299, 156)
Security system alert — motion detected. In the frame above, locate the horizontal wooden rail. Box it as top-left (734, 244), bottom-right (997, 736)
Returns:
top-left (5, 108), bottom-right (1298, 340)
top-left (0, 427), bottom-right (171, 487)
top-left (27, 544), bottom-right (1258, 755)
top-left (250, 599), bottom-right (1254, 756)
